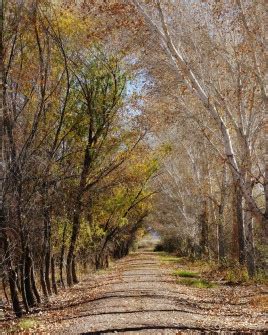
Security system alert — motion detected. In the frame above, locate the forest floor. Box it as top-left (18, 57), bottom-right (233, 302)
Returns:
top-left (1, 250), bottom-right (268, 334)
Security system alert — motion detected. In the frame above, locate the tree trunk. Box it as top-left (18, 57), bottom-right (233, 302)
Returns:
top-left (42, 186), bottom-right (52, 295)
top-left (1, 217), bottom-right (23, 317)
top-left (263, 72), bottom-right (268, 238)
top-left (200, 200), bottom-right (209, 258)
top-left (44, 251), bottom-right (51, 295)
top-left (66, 140), bottom-right (92, 286)
top-left (218, 165), bottom-right (227, 263)
top-left (8, 268), bottom-right (23, 317)
top-left (51, 256), bottom-right (58, 295)
top-left (263, 162), bottom-right (268, 239)
top-left (20, 259), bottom-right (29, 313)
top-left (59, 222), bottom-right (67, 288)
top-left (31, 266), bottom-right (41, 304)
top-left (217, 208), bottom-right (225, 263)
top-left (15, 266), bottom-right (21, 293)
top-left (66, 204), bottom-right (81, 286)
top-left (244, 181), bottom-right (256, 277)
top-left (2, 276), bottom-right (9, 303)
top-left (39, 266), bottom-right (48, 299)
top-left (72, 254), bottom-right (79, 284)
top-left (66, 256), bottom-right (73, 286)
top-left (232, 183), bottom-right (246, 264)
top-left (66, 210), bottom-right (80, 286)
top-left (24, 249), bottom-right (36, 307)
top-left (245, 210), bottom-right (255, 277)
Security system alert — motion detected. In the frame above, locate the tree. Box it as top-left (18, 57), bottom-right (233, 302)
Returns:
top-left (132, 0), bottom-right (266, 277)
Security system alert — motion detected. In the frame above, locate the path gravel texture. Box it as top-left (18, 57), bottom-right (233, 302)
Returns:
top-left (41, 251), bottom-right (267, 334)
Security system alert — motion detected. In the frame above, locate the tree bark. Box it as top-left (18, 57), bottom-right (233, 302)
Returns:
top-left (2, 276), bottom-right (9, 303)
top-left (1, 214), bottom-right (23, 317)
top-left (45, 250), bottom-right (51, 295)
top-left (20, 258), bottom-right (29, 313)
top-left (31, 266), bottom-right (41, 304)
top-left (66, 207), bottom-right (81, 286)
top-left (217, 207), bottom-right (225, 263)
top-left (218, 165), bottom-right (227, 263)
top-left (66, 142), bottom-right (92, 286)
top-left (200, 200), bottom-right (209, 258)
top-left (24, 248), bottom-right (36, 307)
top-left (232, 184), bottom-right (246, 264)
top-left (244, 181), bottom-right (256, 277)
top-left (263, 161), bottom-right (268, 239)
top-left (72, 254), bottom-right (78, 284)
top-left (41, 184), bottom-right (52, 296)
top-left (39, 266), bottom-right (48, 299)
top-left (51, 256), bottom-right (58, 295)
top-left (8, 267), bottom-right (23, 317)
top-left (59, 221), bottom-right (67, 288)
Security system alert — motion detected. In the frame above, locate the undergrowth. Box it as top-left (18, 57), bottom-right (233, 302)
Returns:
top-left (158, 251), bottom-right (268, 285)
top-left (178, 278), bottom-right (217, 288)
top-left (18, 318), bottom-right (39, 330)
top-left (159, 253), bottom-right (181, 263)
top-left (172, 270), bottom-right (199, 278)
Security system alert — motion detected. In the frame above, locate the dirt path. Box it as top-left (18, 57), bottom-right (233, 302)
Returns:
top-left (35, 251), bottom-right (267, 334)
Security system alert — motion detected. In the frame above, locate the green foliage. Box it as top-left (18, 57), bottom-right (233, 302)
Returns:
top-left (159, 142), bottom-right (172, 156)
top-left (225, 267), bottom-right (249, 283)
top-left (78, 218), bottom-right (97, 250)
top-left (178, 278), bottom-right (216, 288)
top-left (119, 217), bottom-right (128, 227)
top-left (159, 254), bottom-right (181, 263)
top-left (253, 270), bottom-right (268, 284)
top-left (52, 218), bottom-right (72, 254)
top-left (173, 270), bottom-right (199, 278)
top-left (18, 318), bottom-right (38, 331)
top-left (65, 51), bottom-right (126, 145)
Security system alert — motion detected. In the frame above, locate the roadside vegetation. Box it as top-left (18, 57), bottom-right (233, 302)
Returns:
top-left (157, 250), bottom-right (268, 287)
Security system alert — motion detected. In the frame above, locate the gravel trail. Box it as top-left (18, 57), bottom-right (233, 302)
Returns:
top-left (42, 251), bottom-right (267, 334)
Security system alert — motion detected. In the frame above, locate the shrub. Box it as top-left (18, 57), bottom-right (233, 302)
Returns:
top-left (225, 266), bottom-right (249, 284)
